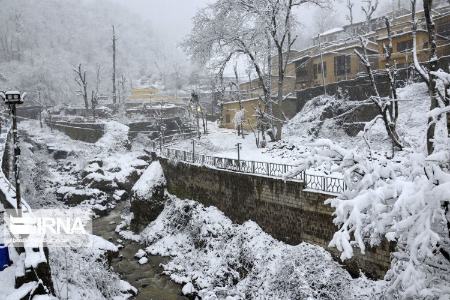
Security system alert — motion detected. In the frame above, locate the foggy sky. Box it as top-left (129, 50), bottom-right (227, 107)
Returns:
top-left (112, 0), bottom-right (399, 75)
top-left (113, 0), bottom-right (389, 47)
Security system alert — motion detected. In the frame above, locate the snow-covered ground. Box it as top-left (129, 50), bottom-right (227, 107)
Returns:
top-left (0, 120), bottom-right (140, 300)
top-left (170, 83), bottom-right (437, 166)
top-left (1, 82), bottom-right (447, 299)
top-left (137, 195), bottom-right (384, 299)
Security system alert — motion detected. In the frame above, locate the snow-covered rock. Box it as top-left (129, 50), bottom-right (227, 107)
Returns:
top-left (182, 282), bottom-right (195, 296)
top-left (131, 161), bottom-right (166, 200)
top-left (134, 249), bottom-right (146, 259)
top-left (130, 161), bottom-right (167, 232)
top-left (138, 257), bottom-right (148, 265)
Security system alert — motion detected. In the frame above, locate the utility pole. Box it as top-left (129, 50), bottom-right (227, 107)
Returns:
top-left (112, 25), bottom-right (117, 107)
top-left (318, 34), bottom-right (327, 95)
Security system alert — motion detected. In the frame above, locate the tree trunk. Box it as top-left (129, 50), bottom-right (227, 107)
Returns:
top-left (424, 0), bottom-right (439, 154)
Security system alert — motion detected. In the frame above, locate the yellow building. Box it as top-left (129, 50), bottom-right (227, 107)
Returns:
top-left (221, 98), bottom-right (263, 130)
top-left (238, 76), bottom-right (297, 99)
top-left (129, 87), bottom-right (159, 101)
top-left (128, 87), bottom-right (187, 105)
top-left (295, 39), bottom-right (379, 90)
top-left (376, 9), bottom-right (450, 68)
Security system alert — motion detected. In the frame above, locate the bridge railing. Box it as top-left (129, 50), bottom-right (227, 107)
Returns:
top-left (160, 147), bottom-right (346, 194)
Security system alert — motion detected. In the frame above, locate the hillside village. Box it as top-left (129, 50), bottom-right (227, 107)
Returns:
top-left (0, 0), bottom-right (450, 300)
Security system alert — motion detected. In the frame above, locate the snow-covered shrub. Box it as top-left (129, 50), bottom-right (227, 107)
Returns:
top-left (49, 243), bottom-right (131, 300)
top-left (287, 137), bottom-right (450, 298)
top-left (141, 196), bottom-right (381, 299)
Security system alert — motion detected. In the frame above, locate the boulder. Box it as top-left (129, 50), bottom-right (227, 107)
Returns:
top-left (83, 173), bottom-right (117, 193)
top-left (81, 162), bottom-right (105, 178)
top-left (130, 161), bottom-right (167, 232)
top-left (115, 169), bottom-right (141, 192)
top-left (62, 187), bottom-right (105, 206)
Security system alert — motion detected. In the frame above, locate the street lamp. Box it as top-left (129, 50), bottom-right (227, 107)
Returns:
top-left (0, 91), bottom-right (25, 215)
top-left (236, 142), bottom-right (242, 171)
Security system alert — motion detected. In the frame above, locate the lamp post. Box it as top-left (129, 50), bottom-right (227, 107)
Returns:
top-left (236, 142), bottom-right (242, 171)
top-left (0, 91), bottom-right (25, 215)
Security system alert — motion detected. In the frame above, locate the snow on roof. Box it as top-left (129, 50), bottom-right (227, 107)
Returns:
top-left (223, 97), bottom-right (261, 105)
top-left (319, 27), bottom-right (344, 36)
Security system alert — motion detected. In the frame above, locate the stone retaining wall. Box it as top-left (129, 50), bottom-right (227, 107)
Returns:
top-left (159, 157), bottom-right (393, 279)
top-left (47, 121), bottom-right (105, 143)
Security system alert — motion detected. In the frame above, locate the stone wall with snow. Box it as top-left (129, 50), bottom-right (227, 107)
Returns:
top-left (159, 157), bottom-right (393, 279)
top-left (46, 121), bottom-right (105, 143)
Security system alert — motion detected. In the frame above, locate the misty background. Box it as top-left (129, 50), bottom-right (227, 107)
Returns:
top-left (0, 0), bottom-right (407, 106)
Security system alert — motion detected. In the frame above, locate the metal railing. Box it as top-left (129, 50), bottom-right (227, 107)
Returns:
top-left (160, 147), bottom-right (346, 194)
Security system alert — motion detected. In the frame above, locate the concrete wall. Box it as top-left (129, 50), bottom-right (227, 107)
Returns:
top-left (128, 117), bottom-right (190, 140)
top-left (46, 121), bottom-right (105, 143)
top-left (159, 158), bottom-right (393, 279)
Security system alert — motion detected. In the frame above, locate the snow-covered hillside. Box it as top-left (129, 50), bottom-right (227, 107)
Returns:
top-left (139, 196), bottom-right (384, 299)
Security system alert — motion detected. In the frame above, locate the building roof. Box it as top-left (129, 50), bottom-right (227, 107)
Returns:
top-left (320, 27), bottom-right (344, 36)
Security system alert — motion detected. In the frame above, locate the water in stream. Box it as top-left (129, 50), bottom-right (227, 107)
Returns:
top-left (92, 201), bottom-right (188, 300)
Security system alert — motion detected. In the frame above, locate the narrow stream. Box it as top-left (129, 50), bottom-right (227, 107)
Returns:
top-left (92, 201), bottom-right (188, 300)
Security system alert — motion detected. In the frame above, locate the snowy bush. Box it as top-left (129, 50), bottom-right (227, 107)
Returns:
top-left (287, 137), bottom-right (450, 298)
top-left (49, 245), bottom-right (131, 300)
top-left (141, 196), bottom-right (382, 299)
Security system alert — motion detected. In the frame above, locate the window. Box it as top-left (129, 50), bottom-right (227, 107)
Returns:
top-left (296, 63), bottom-right (308, 78)
top-left (225, 114), bottom-right (230, 123)
top-left (334, 55), bottom-right (351, 76)
top-left (437, 20), bottom-right (450, 38)
top-left (396, 39), bottom-right (413, 52)
top-left (313, 62), bottom-right (327, 79)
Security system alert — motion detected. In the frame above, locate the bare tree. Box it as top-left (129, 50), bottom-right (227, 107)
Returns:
top-left (361, 0), bottom-right (379, 32)
top-left (423, 0), bottom-right (440, 154)
top-left (73, 64), bottom-right (89, 115)
top-left (411, 0), bottom-right (447, 154)
top-left (95, 64), bottom-right (101, 97)
top-left (346, 0), bottom-right (354, 25)
top-left (354, 33), bottom-right (403, 153)
top-left (232, 63), bottom-right (245, 137)
top-left (91, 90), bottom-right (98, 121)
top-left (184, 0), bottom-right (325, 144)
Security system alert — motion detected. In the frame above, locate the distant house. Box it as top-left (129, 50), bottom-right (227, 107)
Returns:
top-left (376, 9), bottom-right (450, 69)
top-left (222, 4), bottom-right (450, 130)
top-left (127, 87), bottom-right (187, 107)
top-left (294, 39), bottom-right (378, 91)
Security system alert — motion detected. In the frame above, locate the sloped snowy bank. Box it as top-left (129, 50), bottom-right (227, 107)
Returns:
top-left (141, 196), bottom-right (384, 299)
